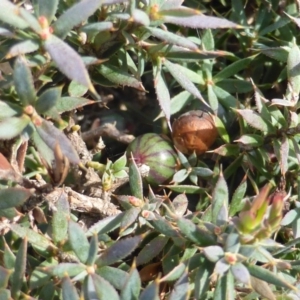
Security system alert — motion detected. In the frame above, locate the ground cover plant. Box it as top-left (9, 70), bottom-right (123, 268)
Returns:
top-left (1, 0), bottom-right (300, 299)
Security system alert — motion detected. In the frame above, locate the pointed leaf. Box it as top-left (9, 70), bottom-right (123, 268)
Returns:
top-left (194, 260), bottom-right (214, 299)
top-left (52, 191), bottom-right (69, 244)
top-left (236, 109), bottom-right (272, 132)
top-left (43, 263), bottom-right (86, 278)
top-left (62, 276), bottom-right (80, 300)
top-left (53, 0), bottom-right (104, 38)
top-left (68, 220), bottom-right (90, 264)
top-left (11, 238), bottom-right (27, 299)
top-left (169, 268), bottom-right (189, 300)
top-left (98, 64), bottom-right (144, 91)
top-left (153, 62), bottom-right (170, 123)
top-left (136, 235), bottom-right (169, 266)
top-left (10, 224), bottom-right (56, 251)
top-left (211, 171), bottom-right (229, 226)
top-left (203, 246), bottom-right (224, 262)
top-left (96, 235), bottom-right (143, 266)
top-left (13, 56), bottom-right (36, 106)
top-left (172, 194), bottom-right (188, 217)
top-left (146, 27), bottom-right (198, 50)
top-left (159, 8), bottom-right (240, 29)
top-left (37, 0), bottom-right (59, 23)
top-left (120, 207), bottom-right (141, 233)
top-left (229, 178), bottom-right (247, 216)
top-left (247, 263), bottom-right (297, 290)
top-left (129, 152), bottom-right (143, 200)
top-left (0, 266), bottom-right (11, 289)
top-left (213, 271), bottom-right (235, 300)
top-left (86, 212), bottom-right (124, 236)
top-left (97, 266), bottom-right (129, 290)
top-left (164, 59), bottom-right (206, 104)
top-left (177, 218), bottom-right (216, 246)
top-left (250, 276), bottom-right (276, 300)
top-left (139, 279), bottom-right (160, 300)
top-left (89, 274), bottom-right (120, 300)
top-left (36, 119), bottom-right (80, 164)
top-left (287, 44), bottom-right (300, 97)
top-left (160, 263), bottom-right (185, 282)
top-left (44, 34), bottom-right (94, 91)
top-left (235, 134), bottom-right (264, 147)
top-left (120, 264), bottom-right (141, 300)
top-left (150, 214), bottom-right (180, 238)
top-left (36, 87), bottom-right (61, 115)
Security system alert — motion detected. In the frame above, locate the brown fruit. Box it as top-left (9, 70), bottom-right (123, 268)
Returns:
top-left (172, 110), bottom-right (218, 155)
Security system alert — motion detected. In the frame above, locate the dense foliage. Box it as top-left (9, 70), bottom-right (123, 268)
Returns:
top-left (1, 0), bottom-right (300, 299)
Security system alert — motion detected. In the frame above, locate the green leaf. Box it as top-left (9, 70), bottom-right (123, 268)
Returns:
top-left (68, 220), bottom-right (90, 264)
top-left (47, 96), bottom-right (95, 116)
top-left (213, 271), bottom-right (235, 300)
top-left (29, 258), bottom-right (57, 290)
top-left (172, 194), bottom-right (188, 217)
top-left (37, 0), bottom-right (59, 23)
top-left (213, 56), bottom-right (254, 83)
top-left (3, 241), bottom-right (15, 269)
top-left (11, 238), bottom-right (27, 299)
top-left (0, 116), bottom-right (30, 140)
top-left (86, 213), bottom-right (124, 236)
top-left (132, 9), bottom-right (150, 26)
top-left (43, 263), bottom-right (86, 278)
top-left (62, 276), bottom-right (80, 300)
top-left (0, 0), bottom-right (29, 29)
top-left (250, 276), bottom-right (277, 300)
top-left (7, 40), bottom-right (39, 58)
top-left (52, 191), bottom-right (69, 244)
top-left (44, 34), bottom-right (95, 93)
top-left (136, 235), bottom-right (169, 266)
top-left (86, 234), bottom-right (98, 266)
top-left (120, 264), bottom-right (141, 300)
top-left (153, 60), bottom-right (171, 122)
top-left (36, 87), bottom-right (61, 116)
top-left (0, 101), bottom-right (22, 119)
top-left (68, 81), bottom-right (88, 97)
top-left (0, 266), bottom-right (11, 289)
top-left (169, 268), bottom-right (189, 300)
top-left (194, 261), bottom-right (214, 299)
top-left (247, 263), bottom-right (297, 290)
top-left (192, 167), bottom-right (214, 178)
top-left (229, 178), bottom-right (247, 216)
top-left (163, 185), bottom-right (204, 194)
top-left (96, 235), bottom-right (143, 267)
top-left (159, 8), bottom-right (240, 29)
top-left (211, 171), bottom-right (228, 226)
top-left (0, 188), bottom-right (32, 210)
top-left (172, 169), bottom-right (189, 183)
top-left (98, 64), bottom-right (144, 91)
top-left (287, 44), bottom-right (300, 97)
top-left (88, 274), bottom-right (120, 300)
top-left (53, 0), bottom-right (104, 39)
top-left (10, 224), bottom-right (56, 252)
top-left (214, 115), bottom-right (230, 143)
top-left (146, 27), bottom-right (198, 51)
top-left (36, 119), bottom-right (80, 164)
top-left (13, 56), bottom-right (36, 106)
top-left (164, 59), bottom-right (206, 105)
top-left (160, 263), bottom-right (186, 282)
top-left (120, 207), bottom-right (141, 234)
top-left (129, 152), bottom-right (143, 200)
top-left (235, 134), bottom-right (264, 147)
top-left (97, 266), bottom-right (129, 290)
top-left (177, 218), bottom-right (216, 246)
top-left (0, 289), bottom-right (10, 300)
top-left (170, 91), bottom-right (193, 115)
top-left (150, 214), bottom-right (180, 238)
